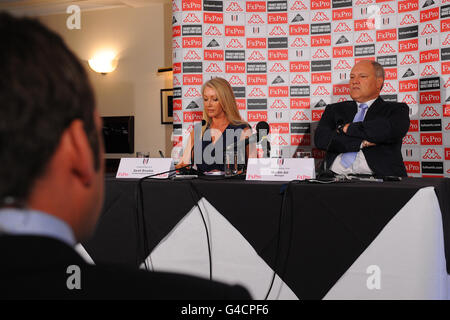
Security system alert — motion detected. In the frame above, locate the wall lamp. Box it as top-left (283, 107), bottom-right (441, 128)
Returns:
top-left (88, 51), bottom-right (118, 75)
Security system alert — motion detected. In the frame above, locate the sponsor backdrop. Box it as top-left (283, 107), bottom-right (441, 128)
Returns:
top-left (171, 0), bottom-right (450, 177)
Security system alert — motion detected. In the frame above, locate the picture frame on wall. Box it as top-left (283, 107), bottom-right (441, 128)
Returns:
top-left (160, 88), bottom-right (174, 125)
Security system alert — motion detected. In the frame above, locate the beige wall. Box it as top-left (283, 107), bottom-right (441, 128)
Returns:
top-left (39, 4), bottom-right (173, 158)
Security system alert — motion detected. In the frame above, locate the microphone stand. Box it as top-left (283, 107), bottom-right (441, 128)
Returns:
top-left (318, 122), bottom-right (344, 180)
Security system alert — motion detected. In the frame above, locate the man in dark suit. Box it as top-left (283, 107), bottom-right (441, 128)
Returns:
top-left (0, 13), bottom-right (251, 300)
top-left (314, 60), bottom-right (410, 177)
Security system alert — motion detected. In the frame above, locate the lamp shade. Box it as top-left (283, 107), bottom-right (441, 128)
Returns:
top-left (88, 51), bottom-right (118, 74)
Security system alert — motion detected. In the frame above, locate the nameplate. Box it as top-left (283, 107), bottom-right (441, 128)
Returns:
top-left (116, 158), bottom-right (175, 179)
top-left (246, 158), bottom-right (315, 181)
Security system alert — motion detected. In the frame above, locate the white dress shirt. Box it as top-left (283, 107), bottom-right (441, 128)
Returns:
top-left (0, 208), bottom-right (76, 246)
top-left (331, 98), bottom-right (376, 175)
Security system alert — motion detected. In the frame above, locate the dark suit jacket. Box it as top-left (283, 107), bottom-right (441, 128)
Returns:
top-left (314, 97), bottom-right (410, 177)
top-left (0, 235), bottom-right (252, 300)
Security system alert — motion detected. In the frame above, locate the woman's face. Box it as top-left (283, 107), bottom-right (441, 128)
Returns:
top-left (203, 86), bottom-right (225, 119)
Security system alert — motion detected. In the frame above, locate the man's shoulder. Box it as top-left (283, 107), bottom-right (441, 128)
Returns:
top-left (0, 235), bottom-right (251, 299)
top-left (325, 100), bottom-right (355, 110)
top-left (376, 98), bottom-right (409, 110)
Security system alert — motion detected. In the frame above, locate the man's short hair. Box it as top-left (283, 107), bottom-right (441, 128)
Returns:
top-left (0, 12), bottom-right (100, 203)
top-left (370, 61), bottom-right (385, 80)
top-left (368, 60), bottom-right (385, 90)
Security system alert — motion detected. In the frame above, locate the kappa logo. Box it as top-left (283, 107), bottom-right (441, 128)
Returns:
top-left (173, 76), bottom-right (181, 86)
top-left (173, 39), bottom-right (180, 49)
top-left (444, 78), bottom-right (450, 88)
top-left (248, 51), bottom-right (265, 61)
top-left (445, 122), bottom-right (450, 130)
top-left (356, 32), bottom-right (374, 43)
top-left (313, 86), bottom-right (330, 96)
top-left (421, 23), bottom-right (438, 35)
top-left (270, 63), bottom-right (287, 72)
top-left (381, 83), bottom-right (396, 93)
top-left (421, 65), bottom-right (439, 76)
top-left (290, 1), bottom-right (308, 10)
top-left (184, 87), bottom-right (201, 98)
top-left (378, 43), bottom-right (396, 54)
top-left (290, 38), bottom-right (308, 47)
top-left (185, 124), bottom-right (195, 134)
top-left (272, 135), bottom-right (289, 146)
top-left (249, 87), bottom-right (266, 97)
top-left (205, 62), bottom-right (223, 73)
top-left (421, 106), bottom-right (440, 117)
top-left (172, 1), bottom-right (180, 12)
top-left (205, 63), bottom-right (223, 73)
top-left (403, 134), bottom-right (418, 144)
top-left (334, 22), bottom-right (352, 33)
top-left (248, 14), bottom-right (264, 24)
top-left (205, 26), bottom-right (222, 36)
top-left (312, 49), bottom-right (330, 59)
top-left (424, 149), bottom-right (441, 160)
top-left (312, 11), bottom-right (330, 22)
top-left (226, 1), bottom-right (243, 12)
top-left (269, 26), bottom-right (287, 36)
top-left (228, 75), bottom-right (244, 85)
top-left (380, 4), bottom-right (395, 14)
top-left (227, 39), bottom-right (244, 48)
top-left (292, 111), bottom-right (309, 121)
top-left (402, 95), bottom-right (418, 104)
top-left (292, 74), bottom-right (309, 84)
top-left (400, 14), bottom-right (418, 25)
top-left (334, 60), bottom-right (352, 70)
top-left (270, 99), bottom-right (288, 109)
top-left (355, 0), bottom-right (374, 4)
top-left (173, 113), bottom-right (181, 123)
top-left (337, 97), bottom-right (348, 102)
top-left (400, 54), bottom-right (417, 65)
top-left (184, 50), bottom-right (202, 60)
top-left (443, 35), bottom-right (450, 46)
top-left (183, 13), bottom-right (201, 23)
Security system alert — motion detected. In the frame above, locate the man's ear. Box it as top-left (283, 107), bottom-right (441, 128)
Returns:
top-left (377, 77), bottom-right (384, 91)
top-left (64, 119), bottom-right (95, 186)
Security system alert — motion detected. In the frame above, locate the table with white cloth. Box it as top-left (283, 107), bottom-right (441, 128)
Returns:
top-left (80, 176), bottom-right (450, 300)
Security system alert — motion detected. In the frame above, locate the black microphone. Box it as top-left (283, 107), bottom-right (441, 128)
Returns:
top-left (319, 119), bottom-right (344, 179)
top-left (256, 121), bottom-right (271, 158)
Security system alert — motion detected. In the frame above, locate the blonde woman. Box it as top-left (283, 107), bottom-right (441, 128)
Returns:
top-left (176, 77), bottom-right (255, 173)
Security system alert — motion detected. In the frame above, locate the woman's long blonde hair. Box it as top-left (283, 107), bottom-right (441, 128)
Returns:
top-left (202, 77), bottom-right (247, 127)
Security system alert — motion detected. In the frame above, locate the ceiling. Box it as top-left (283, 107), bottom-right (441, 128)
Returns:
top-left (0, 0), bottom-right (170, 16)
